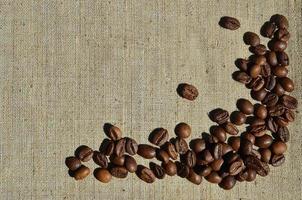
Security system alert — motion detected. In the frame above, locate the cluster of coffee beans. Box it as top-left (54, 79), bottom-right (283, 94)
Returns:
top-left (65, 14), bottom-right (297, 190)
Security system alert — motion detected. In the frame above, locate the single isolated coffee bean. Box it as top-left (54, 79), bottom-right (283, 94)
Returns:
top-left (174, 122), bottom-right (191, 138)
top-left (260, 21), bottom-right (276, 38)
top-left (219, 176), bottom-right (236, 190)
top-left (177, 83), bottom-right (199, 101)
top-left (93, 151), bottom-right (108, 168)
top-left (230, 111), bottom-right (246, 125)
top-left (209, 108), bottom-right (229, 124)
top-left (271, 154), bottom-right (285, 167)
top-left (210, 126), bottom-right (227, 142)
top-left (174, 137), bottom-right (189, 154)
top-left (228, 136), bottom-right (241, 151)
top-left (190, 138), bottom-right (206, 153)
top-left (75, 145), bottom-right (94, 162)
top-left (74, 165), bottom-right (90, 180)
top-left (165, 142), bottom-right (178, 160)
top-left (235, 58), bottom-right (249, 71)
top-left (219, 16), bottom-right (240, 30)
top-left (65, 156), bottom-right (81, 171)
top-left (270, 14), bottom-right (289, 29)
top-left (236, 98), bottom-right (254, 115)
top-left (125, 137), bottom-right (138, 155)
top-left (124, 155), bottom-right (137, 173)
top-left (137, 144), bottom-right (156, 159)
top-left (94, 168), bottom-right (112, 183)
top-left (136, 165), bottom-right (156, 183)
top-left (149, 128), bottom-right (169, 147)
top-left (243, 32), bottom-right (260, 46)
top-left (162, 160), bottom-right (177, 176)
top-left (110, 166), bottom-right (128, 178)
top-left (232, 71), bottom-right (252, 84)
top-left (156, 149), bottom-right (170, 163)
top-left (274, 28), bottom-right (290, 42)
top-left (187, 168), bottom-right (202, 185)
top-left (271, 141), bottom-right (287, 155)
top-left (149, 162), bottom-right (165, 179)
top-left (104, 123), bottom-right (122, 141)
top-left (222, 122), bottom-right (239, 135)
top-left (114, 138), bottom-right (126, 157)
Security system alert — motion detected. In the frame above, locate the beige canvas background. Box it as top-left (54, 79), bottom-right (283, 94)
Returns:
top-left (0, 0), bottom-right (301, 199)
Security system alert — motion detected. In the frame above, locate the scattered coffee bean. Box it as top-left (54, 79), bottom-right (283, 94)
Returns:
top-left (266, 51), bottom-right (278, 66)
top-left (248, 64), bottom-right (262, 78)
top-left (255, 134), bottom-right (273, 148)
top-left (268, 39), bottom-right (287, 52)
top-left (245, 168), bottom-right (257, 182)
top-left (176, 161), bottom-right (190, 178)
top-left (65, 156), bottom-right (81, 171)
top-left (174, 122), bottom-right (191, 138)
top-left (165, 142), bottom-right (178, 160)
top-left (219, 16), bottom-right (240, 30)
top-left (240, 140), bottom-right (253, 155)
top-left (243, 32), bottom-right (260, 46)
top-left (270, 14), bottom-right (289, 29)
top-left (276, 51), bottom-right (289, 66)
top-left (268, 104), bottom-right (285, 117)
top-left (228, 159), bottom-right (244, 175)
top-left (280, 94), bottom-right (298, 109)
top-left (199, 149), bottom-right (214, 164)
top-left (265, 75), bottom-right (276, 91)
top-left (94, 168), bottom-right (112, 183)
top-left (275, 126), bottom-right (290, 142)
top-left (270, 154), bottom-right (285, 167)
top-left (187, 168), bottom-right (202, 185)
top-left (284, 109), bottom-right (295, 122)
top-left (249, 44), bottom-right (267, 56)
top-left (75, 145), bottom-right (94, 162)
top-left (254, 104), bottom-right (268, 119)
top-left (104, 124), bottom-right (122, 141)
top-left (273, 66), bottom-right (288, 77)
top-left (136, 165), bottom-right (156, 183)
top-left (279, 77), bottom-right (294, 92)
top-left (261, 63), bottom-right (271, 77)
top-left (93, 151), bottom-right (108, 168)
top-left (235, 58), bottom-right (249, 71)
top-left (162, 160), bottom-right (177, 176)
top-left (115, 138), bottom-right (126, 157)
top-left (210, 126), bottom-right (227, 142)
top-left (110, 155), bottom-right (125, 166)
top-left (259, 148), bottom-right (272, 163)
top-left (271, 141), bottom-right (287, 155)
top-left (125, 137), bottom-right (138, 155)
top-left (137, 144), bottom-right (156, 159)
top-left (273, 83), bottom-right (286, 96)
top-left (100, 139), bottom-right (115, 156)
top-left (149, 162), bottom-right (165, 179)
top-left (235, 170), bottom-right (248, 182)
top-left (267, 117), bottom-right (279, 133)
top-left (210, 159), bottom-right (224, 171)
top-left (124, 155), bottom-right (137, 173)
top-left (251, 88), bottom-right (268, 101)
top-left (198, 165), bottom-right (212, 177)
top-left (228, 136), bottom-right (241, 151)
top-left (236, 98), bottom-right (254, 115)
top-left (244, 155), bottom-right (270, 176)
top-left (223, 122), bottom-right (239, 135)
top-left (206, 171), bottom-right (222, 183)
top-left (219, 176), bottom-right (236, 190)
top-left (149, 128), bottom-right (169, 147)
top-left (156, 149), bottom-right (170, 163)
top-left (110, 166), bottom-right (128, 178)
top-left (260, 21), bottom-right (276, 38)
top-left (177, 83), bottom-right (199, 101)
top-left (274, 28), bottom-right (290, 42)
top-left (74, 165), bottom-right (90, 180)
top-left (190, 138), bottom-right (206, 153)
top-left (233, 71), bottom-right (252, 84)
top-left (230, 111), bottom-right (246, 125)
top-left (183, 150), bottom-right (196, 167)
top-left (174, 138), bottom-right (189, 154)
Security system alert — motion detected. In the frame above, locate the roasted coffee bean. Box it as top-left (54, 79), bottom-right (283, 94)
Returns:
top-left (268, 104), bottom-right (285, 117)
top-left (206, 171), bottom-right (222, 183)
top-left (261, 63), bottom-right (271, 77)
top-left (207, 135), bottom-right (219, 144)
top-left (249, 44), bottom-right (266, 56)
top-left (271, 141), bottom-right (287, 155)
top-left (174, 138), bottom-right (189, 154)
top-left (115, 138), bottom-right (126, 157)
top-left (94, 168), bottom-right (112, 183)
top-left (245, 168), bottom-right (257, 182)
top-left (284, 109), bottom-right (295, 122)
top-left (125, 137), bottom-right (138, 155)
top-left (213, 143), bottom-right (224, 159)
top-left (137, 144), bottom-right (156, 159)
top-left (273, 66), bottom-right (288, 78)
top-left (210, 159), bottom-right (224, 171)
top-left (110, 155), bottom-right (125, 166)
top-left (236, 98), bottom-right (254, 115)
top-left (190, 138), bottom-right (206, 153)
top-left (233, 71), bottom-right (252, 84)
top-left (209, 108), bottom-right (229, 125)
top-left (273, 83), bottom-right (286, 96)
top-left (265, 75), bottom-right (276, 91)
top-left (136, 165), bottom-right (156, 183)
top-left (274, 28), bottom-right (290, 42)
top-left (240, 140), bottom-right (253, 155)
top-left (229, 159), bottom-right (244, 175)
top-left (254, 104), bottom-right (268, 119)
top-left (65, 157), bottom-right (82, 171)
top-left (236, 170), bottom-right (248, 182)
top-left (74, 165), bottom-right (90, 180)
top-left (251, 149), bottom-right (262, 160)
top-left (104, 124), bottom-right (122, 141)
top-left (110, 166), bottom-right (128, 178)
top-left (235, 58), bottom-right (249, 71)
top-left (260, 21), bottom-right (276, 38)
top-left (156, 149), bottom-right (170, 163)
top-left (267, 117), bottom-right (279, 133)
top-left (255, 134), bottom-right (273, 148)
top-left (268, 39), bottom-right (287, 52)
top-left (243, 32), bottom-right (260, 46)
top-left (176, 161), bottom-right (190, 178)
top-left (174, 122), bottom-right (191, 138)
top-left (250, 55), bottom-right (267, 65)
top-left (270, 14), bottom-right (289, 29)
top-left (247, 76), bottom-right (265, 91)
top-left (75, 145), bottom-right (94, 162)
top-left (198, 165), bottom-right (212, 177)
top-left (279, 77), bottom-right (294, 92)
top-left (270, 154), bottom-right (285, 167)
top-left (100, 139), bottom-right (115, 156)
top-left (249, 124), bottom-right (266, 137)
top-left (276, 51), bottom-right (289, 66)
top-left (199, 149), bottom-right (214, 164)
top-left (223, 122), bottom-right (239, 135)
top-left (149, 128), bottom-right (169, 147)
top-left (177, 83), bottom-right (199, 101)
top-left (262, 93), bottom-right (279, 107)
top-left (222, 143), bottom-right (233, 155)
top-left (251, 88), bottom-right (268, 101)
top-left (124, 155), bottom-right (137, 173)
top-left (266, 51), bottom-right (278, 66)
top-left (187, 168), bottom-right (202, 185)
top-left (183, 150), bottom-right (196, 167)
top-left (275, 126), bottom-right (290, 143)
top-left (259, 148), bottom-right (272, 163)
top-left (210, 126), bottom-right (227, 142)
top-left (149, 162), bottom-right (165, 179)
top-left (242, 132), bottom-right (256, 144)
top-left (275, 116), bottom-right (289, 127)
top-left (219, 176), bottom-right (236, 190)
top-left (162, 160), bottom-right (177, 176)
top-left (230, 111), bottom-right (246, 125)
top-left (248, 64), bottom-right (262, 78)
top-left (224, 152), bottom-right (240, 164)
top-left (93, 151), bottom-right (108, 168)
top-left (228, 136), bottom-right (241, 151)
top-left (280, 94), bottom-right (298, 109)
top-left (244, 155), bottom-right (270, 176)
top-left (250, 117), bottom-right (266, 127)
top-left (165, 142), bottom-right (178, 160)
top-left (219, 16), bottom-right (240, 30)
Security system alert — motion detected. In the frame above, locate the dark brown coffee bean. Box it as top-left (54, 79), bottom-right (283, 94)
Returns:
top-left (104, 124), bottom-right (122, 141)
top-left (110, 166), bottom-right (128, 178)
top-left (94, 168), bottom-right (112, 183)
top-left (284, 109), bottom-right (295, 122)
top-left (254, 104), bottom-right (268, 120)
top-left (270, 154), bottom-right (285, 167)
top-left (247, 76), bottom-right (265, 91)
top-left (115, 138), bottom-right (126, 157)
top-left (235, 170), bottom-right (248, 182)
top-left (236, 98), bottom-right (254, 115)
top-left (219, 176), bottom-right (236, 190)
top-left (110, 155), bottom-right (125, 166)
top-left (213, 143), bottom-right (224, 159)
top-left (273, 66), bottom-right (288, 78)
top-left (93, 151), bottom-right (108, 168)
top-left (210, 159), bottom-right (224, 171)
top-left (228, 136), bottom-right (241, 151)
top-left (279, 77), bottom-right (294, 92)
top-left (162, 160), bottom-right (177, 176)
top-left (165, 142), bottom-right (178, 160)
top-left (223, 122), bottom-right (239, 135)
top-left (206, 171), bottom-right (222, 183)
top-left (100, 139), bottom-right (115, 156)
top-left (245, 168), bottom-right (257, 182)
top-left (156, 149), bottom-right (170, 163)
top-left (224, 152), bottom-right (240, 164)
top-left (244, 155), bottom-right (270, 176)
top-left (136, 165), bottom-right (156, 183)
top-left (187, 168), bottom-right (202, 185)
top-left (137, 144), bottom-right (156, 159)
top-left (248, 64), bottom-right (262, 78)
top-left (275, 126), bottom-right (290, 143)
top-left (274, 28), bottom-right (290, 42)
top-left (268, 104), bottom-right (285, 117)
top-left (280, 94), bottom-right (298, 109)
top-left (149, 128), bottom-right (169, 147)
top-left (275, 116), bottom-right (289, 127)
top-left (251, 149), bottom-right (262, 160)
top-left (276, 51), bottom-right (289, 66)
top-left (125, 137), bottom-right (138, 155)
top-left (266, 51), bottom-right (278, 66)
top-left (250, 117), bottom-right (266, 127)
top-left (177, 83), bottom-right (199, 101)
top-left (174, 137), bottom-right (189, 154)
top-left (273, 83), bottom-right (286, 96)
top-left (235, 58), bottom-right (249, 71)
top-left (190, 138), bottom-right (206, 153)
top-left (240, 140), bottom-right (253, 155)
top-left (260, 21), bottom-right (276, 38)
top-left (250, 55), bottom-right (267, 65)
top-left (219, 16), bottom-right (240, 30)
top-left (249, 44), bottom-right (266, 55)
top-left (176, 161), bottom-right (190, 178)
top-left (149, 162), bottom-right (165, 179)
top-left (198, 165), bottom-right (212, 177)
top-left (249, 124), bottom-right (267, 137)
top-left (243, 32), bottom-right (260, 46)
top-left (271, 141), bottom-right (287, 155)
top-left (183, 150), bottom-right (196, 167)
top-left (75, 145), bottom-right (93, 162)
top-left (209, 108), bottom-right (229, 125)
top-left (270, 14), bottom-right (289, 29)
top-left (268, 39), bottom-right (287, 52)
top-left (174, 122), bottom-right (191, 138)
top-left (229, 160), bottom-right (244, 176)
top-left (259, 148), bottom-right (272, 163)
top-left (251, 88), bottom-right (268, 101)
top-left (65, 156), bottom-right (81, 171)
top-left (207, 135), bottom-right (219, 144)
top-left (232, 71), bottom-right (252, 84)
top-left (74, 165), bottom-right (90, 180)
top-left (242, 132), bottom-right (256, 144)
top-left (261, 63), bottom-right (271, 77)
top-left (265, 75), bottom-right (276, 91)
top-left (255, 134), bottom-right (273, 148)
top-left (262, 93), bottom-right (279, 107)
top-left (199, 149), bottom-right (214, 164)
top-left (210, 126), bottom-right (227, 142)
top-left (230, 111), bottom-right (246, 125)
top-left (124, 155), bottom-right (137, 173)
top-left (266, 117), bottom-right (279, 133)
top-left (222, 143), bottom-right (233, 155)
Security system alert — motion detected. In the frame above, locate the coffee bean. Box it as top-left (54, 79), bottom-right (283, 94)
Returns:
top-left (206, 171), bottom-right (222, 183)
top-left (149, 128), bottom-right (169, 147)
top-left (260, 21), bottom-right (276, 38)
top-left (279, 77), bottom-right (294, 92)
top-left (125, 137), bottom-right (138, 155)
top-left (74, 165), bottom-right (90, 180)
top-left (236, 98), bottom-right (254, 115)
top-left (276, 51), bottom-right (289, 66)
top-left (284, 109), bottom-right (295, 122)
top-left (251, 149), bottom-right (262, 160)
top-left (190, 138), bottom-right (206, 153)
top-left (110, 155), bottom-right (125, 166)
top-left (177, 83), bottom-right (199, 101)
top-left (176, 161), bottom-right (190, 178)
top-left (275, 126), bottom-right (290, 143)
top-left (235, 170), bottom-right (248, 182)
top-left (249, 124), bottom-right (266, 137)
top-left (208, 135), bottom-right (219, 144)
top-left (187, 168), bottom-right (202, 185)
top-left (209, 108), bottom-right (229, 125)
top-left (270, 14), bottom-right (289, 29)
top-left (265, 75), bottom-right (276, 91)
top-left (199, 149), bottom-right (214, 164)
top-left (273, 66), bottom-right (288, 77)
top-left (165, 142), bottom-right (178, 160)
top-left (212, 143), bottom-right (224, 159)
top-left (230, 111), bottom-right (246, 125)
top-left (262, 93), bottom-right (279, 107)
top-left (219, 16), bottom-right (240, 30)
top-left (250, 117), bottom-right (266, 127)
top-left (268, 39), bottom-right (287, 52)
top-left (251, 88), bottom-right (268, 101)
top-left (245, 168), bottom-right (257, 182)
top-left (110, 166), bottom-right (128, 178)
top-left (242, 132), bottom-right (256, 144)
top-left (219, 176), bottom-right (236, 190)
top-left (124, 155), bottom-right (137, 173)
top-left (250, 55), bottom-right (267, 65)
top-left (174, 138), bottom-right (188, 154)
top-left (266, 51), bottom-right (278, 66)
top-left (174, 122), bottom-right (191, 138)
top-left (93, 151), bottom-right (108, 168)
top-left (224, 152), bottom-right (240, 164)
top-left (280, 94), bottom-right (298, 109)
top-left (183, 150), bottom-right (196, 167)
top-left (228, 160), bottom-right (244, 175)
top-left (75, 145), bottom-right (93, 162)
top-left (270, 154), bottom-right (285, 167)
top-left (261, 63), bottom-right (271, 77)
top-left (255, 134), bottom-right (273, 148)
top-left (232, 71), bottom-right (252, 84)
top-left (249, 44), bottom-right (266, 56)
top-left (149, 162), bottom-right (165, 179)
top-left (268, 104), bottom-right (285, 117)
top-left (156, 149), bottom-right (170, 163)
top-left (228, 136), bottom-right (241, 151)
top-left (100, 139), bottom-right (115, 156)
top-left (210, 159), bottom-right (224, 171)
top-left (273, 83), bottom-right (286, 96)
top-left (137, 144), bottom-right (156, 159)
top-left (274, 28), bottom-right (290, 42)
top-left (223, 122), bottom-right (239, 135)
top-left (210, 126), bottom-right (227, 142)
top-left (271, 141), bottom-right (287, 155)
top-left (198, 165), bottom-right (212, 177)
top-left (243, 32), bottom-right (260, 46)
top-left (94, 168), bottom-right (112, 183)
top-left (267, 117), bottom-right (279, 133)
top-left (104, 124), bottom-right (122, 141)
top-left (244, 155), bottom-right (270, 176)
top-left (221, 143), bottom-right (233, 155)
top-left (254, 104), bottom-right (267, 119)
top-left (115, 138), bottom-right (126, 157)
top-left (248, 64), bottom-right (262, 78)
top-left (246, 76), bottom-right (265, 91)
top-left (240, 140), bottom-right (253, 155)
top-left (162, 160), bottom-right (177, 176)
top-left (259, 148), bottom-right (272, 163)
top-left (136, 165), bottom-right (156, 183)
top-left (65, 156), bottom-right (82, 171)
top-left (235, 58), bottom-right (249, 71)
top-left (275, 116), bottom-right (289, 127)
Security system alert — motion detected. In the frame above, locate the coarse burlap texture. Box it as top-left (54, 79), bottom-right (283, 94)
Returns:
top-left (0, 1), bottom-right (301, 199)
